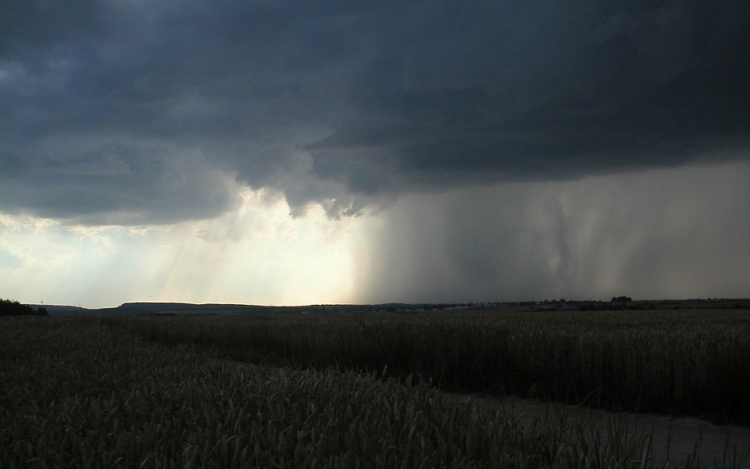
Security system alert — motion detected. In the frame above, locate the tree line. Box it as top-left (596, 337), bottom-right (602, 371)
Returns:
top-left (0, 299), bottom-right (48, 316)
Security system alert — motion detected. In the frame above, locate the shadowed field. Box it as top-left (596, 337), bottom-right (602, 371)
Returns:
top-left (110, 309), bottom-right (750, 426)
top-left (3, 311), bottom-right (749, 468)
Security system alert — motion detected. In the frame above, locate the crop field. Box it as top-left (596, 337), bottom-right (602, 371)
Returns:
top-left (2, 311), bottom-right (749, 468)
top-left (111, 309), bottom-right (750, 425)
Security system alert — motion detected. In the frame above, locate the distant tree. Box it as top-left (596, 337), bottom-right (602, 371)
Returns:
top-left (610, 296), bottom-right (632, 303)
top-left (0, 299), bottom-right (49, 316)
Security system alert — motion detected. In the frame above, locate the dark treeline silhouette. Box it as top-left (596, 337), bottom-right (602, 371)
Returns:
top-left (611, 296), bottom-right (633, 302)
top-left (0, 299), bottom-right (48, 316)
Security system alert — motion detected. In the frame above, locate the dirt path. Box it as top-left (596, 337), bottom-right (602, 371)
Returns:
top-left (449, 393), bottom-right (750, 468)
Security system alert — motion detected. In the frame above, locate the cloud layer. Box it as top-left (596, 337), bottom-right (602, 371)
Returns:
top-left (2, 1), bottom-right (749, 223)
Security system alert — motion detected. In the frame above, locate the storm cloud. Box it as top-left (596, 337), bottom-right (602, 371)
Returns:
top-left (2, 1), bottom-right (750, 305)
top-left (2, 0), bottom-right (749, 223)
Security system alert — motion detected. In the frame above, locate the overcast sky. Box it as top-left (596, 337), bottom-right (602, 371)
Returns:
top-left (2, 1), bottom-right (749, 307)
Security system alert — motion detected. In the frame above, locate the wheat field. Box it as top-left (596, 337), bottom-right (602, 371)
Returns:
top-left (2, 312), bottom-right (749, 468)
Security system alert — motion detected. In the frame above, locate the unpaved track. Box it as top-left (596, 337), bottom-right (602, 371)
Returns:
top-left (449, 393), bottom-right (750, 468)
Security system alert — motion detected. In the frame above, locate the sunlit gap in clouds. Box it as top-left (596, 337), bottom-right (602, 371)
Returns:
top-left (0, 188), bottom-right (364, 308)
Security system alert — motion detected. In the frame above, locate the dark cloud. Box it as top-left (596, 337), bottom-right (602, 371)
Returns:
top-left (0, 138), bottom-right (239, 225)
top-left (0, 0), bottom-right (105, 53)
top-left (1, 1), bottom-right (749, 222)
top-left (313, 2), bottom-right (750, 194)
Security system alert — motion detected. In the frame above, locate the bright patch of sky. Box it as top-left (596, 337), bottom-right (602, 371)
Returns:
top-left (0, 189), bottom-right (363, 308)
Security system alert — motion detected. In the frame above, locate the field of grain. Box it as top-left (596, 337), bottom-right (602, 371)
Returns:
top-left (2, 311), bottom-right (749, 468)
top-left (110, 309), bottom-right (750, 425)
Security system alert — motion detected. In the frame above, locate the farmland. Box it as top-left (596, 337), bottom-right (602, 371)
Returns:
top-left (111, 309), bottom-right (750, 425)
top-left (2, 309), bottom-right (750, 467)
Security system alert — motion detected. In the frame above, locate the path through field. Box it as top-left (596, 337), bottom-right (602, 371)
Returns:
top-left (451, 394), bottom-right (750, 468)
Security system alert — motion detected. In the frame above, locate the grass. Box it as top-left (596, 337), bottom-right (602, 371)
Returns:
top-left (4, 316), bottom-right (744, 468)
top-left (108, 309), bottom-right (750, 425)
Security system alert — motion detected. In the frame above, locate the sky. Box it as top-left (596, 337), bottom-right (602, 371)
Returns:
top-left (1, 1), bottom-right (749, 308)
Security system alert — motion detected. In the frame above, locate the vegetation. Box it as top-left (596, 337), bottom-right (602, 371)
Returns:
top-left (0, 316), bottom-right (696, 468)
top-left (3, 310), bottom-right (750, 467)
top-left (0, 299), bottom-right (48, 316)
top-left (109, 309), bottom-right (750, 426)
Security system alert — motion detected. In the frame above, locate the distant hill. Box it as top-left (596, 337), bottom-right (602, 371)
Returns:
top-left (27, 305), bottom-right (87, 316)
top-left (26, 298), bottom-right (750, 316)
top-left (31, 302), bottom-right (283, 316)
top-left (115, 302), bottom-right (273, 316)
